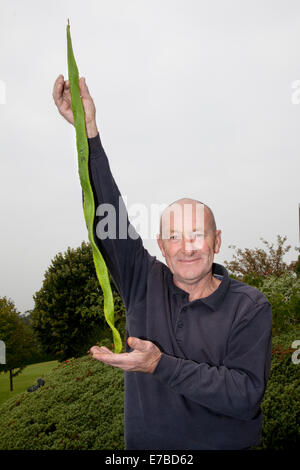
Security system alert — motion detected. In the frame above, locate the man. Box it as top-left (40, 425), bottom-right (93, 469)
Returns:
top-left (53, 75), bottom-right (272, 450)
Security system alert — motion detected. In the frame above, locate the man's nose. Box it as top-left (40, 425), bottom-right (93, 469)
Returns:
top-left (181, 236), bottom-right (199, 252)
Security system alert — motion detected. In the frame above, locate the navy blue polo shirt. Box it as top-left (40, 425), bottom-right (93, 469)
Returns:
top-left (87, 133), bottom-right (272, 450)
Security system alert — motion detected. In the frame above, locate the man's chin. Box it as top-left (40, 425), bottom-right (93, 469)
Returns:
top-left (175, 267), bottom-right (208, 283)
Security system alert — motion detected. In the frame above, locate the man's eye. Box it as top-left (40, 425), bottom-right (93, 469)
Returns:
top-left (170, 234), bottom-right (180, 240)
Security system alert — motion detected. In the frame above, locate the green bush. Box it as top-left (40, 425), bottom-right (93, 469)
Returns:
top-left (0, 355), bottom-right (124, 450)
top-left (259, 273), bottom-right (300, 335)
top-left (234, 272), bottom-right (300, 335)
top-left (255, 329), bottom-right (300, 450)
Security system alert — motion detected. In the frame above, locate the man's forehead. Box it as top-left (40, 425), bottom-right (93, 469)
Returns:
top-left (161, 201), bottom-right (206, 231)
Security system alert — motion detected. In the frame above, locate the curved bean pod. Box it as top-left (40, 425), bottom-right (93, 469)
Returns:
top-left (66, 19), bottom-right (122, 353)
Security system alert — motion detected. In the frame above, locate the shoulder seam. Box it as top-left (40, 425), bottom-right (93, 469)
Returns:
top-left (229, 283), bottom-right (270, 308)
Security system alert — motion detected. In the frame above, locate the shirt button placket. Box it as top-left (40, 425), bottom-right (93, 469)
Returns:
top-left (176, 306), bottom-right (187, 339)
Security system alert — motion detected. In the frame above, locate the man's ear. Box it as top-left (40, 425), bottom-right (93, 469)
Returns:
top-left (214, 230), bottom-right (222, 254)
top-left (157, 234), bottom-right (166, 258)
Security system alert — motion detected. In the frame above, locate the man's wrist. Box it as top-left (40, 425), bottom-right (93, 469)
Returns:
top-left (86, 121), bottom-right (98, 138)
top-left (152, 352), bottom-right (181, 383)
top-left (149, 350), bottom-right (162, 374)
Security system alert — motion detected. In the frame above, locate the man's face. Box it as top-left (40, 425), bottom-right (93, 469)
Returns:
top-left (157, 202), bottom-right (221, 284)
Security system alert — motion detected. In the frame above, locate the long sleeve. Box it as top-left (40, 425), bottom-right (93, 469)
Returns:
top-left (152, 300), bottom-right (272, 421)
top-left (86, 133), bottom-right (155, 310)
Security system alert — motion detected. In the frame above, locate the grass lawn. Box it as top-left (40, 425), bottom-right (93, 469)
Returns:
top-left (0, 361), bottom-right (58, 408)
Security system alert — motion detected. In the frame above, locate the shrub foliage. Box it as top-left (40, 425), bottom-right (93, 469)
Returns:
top-left (255, 329), bottom-right (300, 450)
top-left (224, 235), bottom-right (294, 279)
top-left (259, 273), bottom-right (300, 335)
top-left (0, 355), bottom-right (124, 450)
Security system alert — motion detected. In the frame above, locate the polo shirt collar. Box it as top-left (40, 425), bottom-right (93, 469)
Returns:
top-left (167, 262), bottom-right (230, 311)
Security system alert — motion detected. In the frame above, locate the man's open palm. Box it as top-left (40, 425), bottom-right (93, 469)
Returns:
top-left (90, 337), bottom-right (162, 374)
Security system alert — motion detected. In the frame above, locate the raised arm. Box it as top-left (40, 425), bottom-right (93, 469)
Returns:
top-left (87, 131), bottom-right (155, 308)
top-left (52, 75), bottom-right (155, 309)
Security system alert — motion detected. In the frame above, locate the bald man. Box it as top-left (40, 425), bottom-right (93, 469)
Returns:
top-left (53, 76), bottom-right (272, 451)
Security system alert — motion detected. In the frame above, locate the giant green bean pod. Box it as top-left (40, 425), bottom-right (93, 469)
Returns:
top-left (67, 19), bottom-right (122, 353)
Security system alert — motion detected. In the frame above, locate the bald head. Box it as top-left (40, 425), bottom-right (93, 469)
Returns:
top-left (159, 198), bottom-right (216, 239)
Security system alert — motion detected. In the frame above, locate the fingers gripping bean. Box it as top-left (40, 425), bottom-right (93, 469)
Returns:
top-left (66, 19), bottom-right (122, 353)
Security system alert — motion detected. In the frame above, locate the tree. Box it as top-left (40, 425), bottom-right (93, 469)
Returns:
top-left (0, 297), bottom-right (35, 391)
top-left (30, 241), bottom-right (125, 361)
top-left (20, 312), bottom-right (54, 364)
top-left (224, 235), bottom-right (295, 282)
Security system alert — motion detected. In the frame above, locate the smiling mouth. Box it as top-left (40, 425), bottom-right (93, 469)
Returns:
top-left (179, 258), bottom-right (202, 263)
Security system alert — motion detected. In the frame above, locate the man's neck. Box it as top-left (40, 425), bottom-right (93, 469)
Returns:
top-left (173, 270), bottom-right (221, 302)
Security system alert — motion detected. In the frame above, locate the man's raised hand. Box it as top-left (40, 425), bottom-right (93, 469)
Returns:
top-left (52, 74), bottom-right (98, 137)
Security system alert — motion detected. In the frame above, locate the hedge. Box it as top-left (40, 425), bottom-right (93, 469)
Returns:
top-left (254, 328), bottom-right (300, 450)
top-left (0, 355), bottom-right (124, 450)
top-left (0, 329), bottom-right (299, 450)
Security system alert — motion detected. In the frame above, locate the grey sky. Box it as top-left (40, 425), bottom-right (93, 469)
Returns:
top-left (0, 0), bottom-right (299, 314)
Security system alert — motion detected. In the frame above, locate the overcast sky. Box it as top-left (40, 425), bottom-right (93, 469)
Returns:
top-left (0, 0), bottom-right (299, 314)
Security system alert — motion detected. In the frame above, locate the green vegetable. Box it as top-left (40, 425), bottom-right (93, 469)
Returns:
top-left (66, 19), bottom-right (122, 353)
